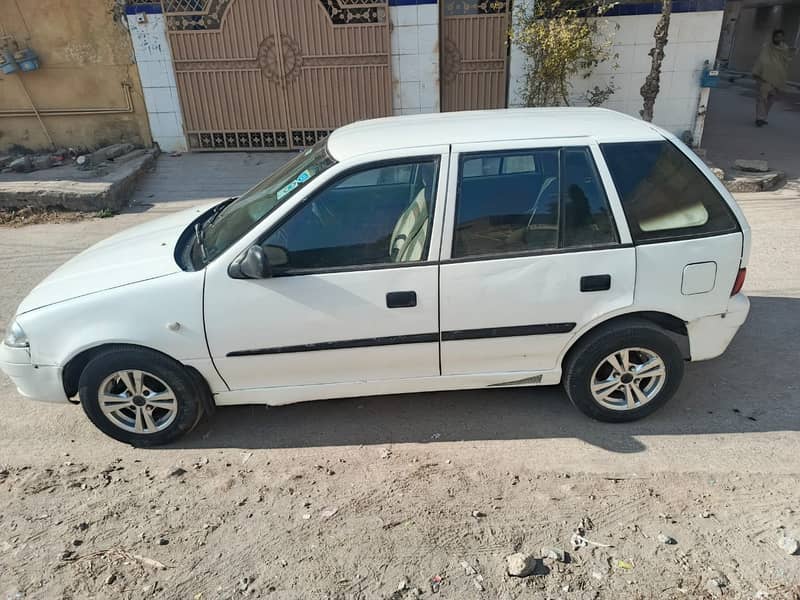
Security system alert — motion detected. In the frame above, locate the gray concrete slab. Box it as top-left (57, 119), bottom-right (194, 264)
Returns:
top-left (0, 150), bottom-right (159, 211)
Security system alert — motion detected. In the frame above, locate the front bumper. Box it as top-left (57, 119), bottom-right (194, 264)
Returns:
top-left (0, 343), bottom-right (68, 403)
top-left (687, 293), bottom-right (750, 362)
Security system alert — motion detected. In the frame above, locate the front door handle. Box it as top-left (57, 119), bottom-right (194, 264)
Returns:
top-left (386, 291), bottom-right (417, 308)
top-left (581, 274), bottom-right (611, 292)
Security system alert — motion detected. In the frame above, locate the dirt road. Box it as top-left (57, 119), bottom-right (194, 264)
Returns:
top-left (0, 163), bottom-right (798, 599)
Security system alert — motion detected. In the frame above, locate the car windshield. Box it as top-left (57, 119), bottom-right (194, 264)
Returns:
top-left (197, 140), bottom-right (336, 265)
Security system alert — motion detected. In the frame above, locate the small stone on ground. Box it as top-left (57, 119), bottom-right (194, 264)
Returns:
top-left (657, 533), bottom-right (677, 545)
top-left (778, 535), bottom-right (799, 555)
top-left (505, 552), bottom-right (537, 577)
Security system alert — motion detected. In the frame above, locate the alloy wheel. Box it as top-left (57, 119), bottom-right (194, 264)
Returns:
top-left (589, 347), bottom-right (667, 411)
top-left (98, 370), bottom-right (178, 434)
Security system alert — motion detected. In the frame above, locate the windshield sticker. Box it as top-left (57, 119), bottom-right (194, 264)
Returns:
top-left (276, 169), bottom-right (316, 200)
top-left (276, 181), bottom-right (299, 201)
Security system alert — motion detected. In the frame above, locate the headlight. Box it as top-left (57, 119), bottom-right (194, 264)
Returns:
top-left (3, 320), bottom-right (29, 348)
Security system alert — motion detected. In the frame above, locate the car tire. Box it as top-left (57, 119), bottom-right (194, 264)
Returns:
top-left (78, 347), bottom-right (204, 447)
top-left (563, 319), bottom-right (685, 422)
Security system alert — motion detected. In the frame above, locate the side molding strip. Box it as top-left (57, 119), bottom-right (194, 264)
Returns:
top-left (441, 322), bottom-right (576, 341)
top-left (226, 322), bottom-right (576, 358)
top-left (227, 333), bottom-right (439, 357)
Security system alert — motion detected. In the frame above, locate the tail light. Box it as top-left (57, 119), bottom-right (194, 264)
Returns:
top-left (731, 268), bottom-right (747, 296)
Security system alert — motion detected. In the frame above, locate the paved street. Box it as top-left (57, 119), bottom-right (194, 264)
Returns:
top-left (1, 154), bottom-right (799, 598)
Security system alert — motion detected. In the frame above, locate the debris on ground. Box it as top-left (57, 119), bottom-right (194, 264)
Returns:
top-left (9, 156), bottom-right (33, 173)
top-left (571, 516), bottom-right (613, 550)
top-left (657, 533), bottom-right (677, 545)
top-left (459, 561), bottom-right (485, 591)
top-left (1, 463), bottom-right (798, 598)
top-left (778, 534), bottom-right (799, 555)
top-left (505, 552), bottom-right (537, 577)
top-left (429, 574), bottom-right (444, 593)
top-left (165, 466), bottom-right (187, 479)
top-left (0, 206), bottom-right (91, 226)
top-left (1, 144), bottom-right (138, 176)
top-left (541, 547), bottom-right (567, 562)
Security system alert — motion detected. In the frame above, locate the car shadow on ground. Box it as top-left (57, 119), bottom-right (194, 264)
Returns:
top-left (175, 296), bottom-right (799, 454)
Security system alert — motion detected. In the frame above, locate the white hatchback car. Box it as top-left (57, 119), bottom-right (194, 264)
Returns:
top-left (1, 108), bottom-right (750, 446)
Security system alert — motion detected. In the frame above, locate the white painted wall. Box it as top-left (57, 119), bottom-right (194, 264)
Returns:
top-left (509, 0), bottom-right (535, 109)
top-left (127, 12), bottom-right (188, 153)
top-left (389, 4), bottom-right (440, 116)
top-left (509, 8), bottom-right (724, 140)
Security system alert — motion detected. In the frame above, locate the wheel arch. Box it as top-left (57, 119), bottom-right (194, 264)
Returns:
top-left (62, 343), bottom-right (215, 415)
top-left (560, 310), bottom-right (690, 372)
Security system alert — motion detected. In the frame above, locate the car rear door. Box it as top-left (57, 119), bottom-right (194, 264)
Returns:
top-left (439, 138), bottom-right (636, 377)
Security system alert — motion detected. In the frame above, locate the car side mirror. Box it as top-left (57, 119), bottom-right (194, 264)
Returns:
top-left (263, 245), bottom-right (289, 270)
top-left (229, 245), bottom-right (273, 279)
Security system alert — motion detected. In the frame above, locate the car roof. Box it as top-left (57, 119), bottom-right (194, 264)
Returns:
top-left (326, 107), bottom-right (666, 161)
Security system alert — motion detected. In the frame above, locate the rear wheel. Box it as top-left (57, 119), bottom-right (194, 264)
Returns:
top-left (563, 320), bottom-right (684, 422)
top-left (78, 348), bottom-right (204, 446)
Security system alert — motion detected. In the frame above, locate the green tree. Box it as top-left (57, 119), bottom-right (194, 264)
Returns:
top-left (514, 0), bottom-right (619, 107)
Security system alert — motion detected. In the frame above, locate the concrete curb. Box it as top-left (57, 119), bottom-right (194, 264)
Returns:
top-left (0, 149), bottom-right (158, 212)
top-left (723, 170), bottom-right (786, 193)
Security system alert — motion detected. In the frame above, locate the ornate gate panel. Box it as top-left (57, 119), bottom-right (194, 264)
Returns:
top-left (165, 0), bottom-right (391, 150)
top-left (441, 0), bottom-right (511, 112)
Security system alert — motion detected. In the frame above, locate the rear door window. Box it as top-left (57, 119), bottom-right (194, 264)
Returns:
top-left (600, 141), bottom-right (739, 243)
top-left (452, 147), bottom-right (618, 259)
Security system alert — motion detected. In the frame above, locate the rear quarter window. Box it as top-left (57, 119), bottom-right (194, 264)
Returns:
top-left (600, 141), bottom-right (740, 243)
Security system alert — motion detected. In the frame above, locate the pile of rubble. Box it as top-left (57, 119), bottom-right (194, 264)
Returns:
top-left (0, 143), bottom-right (139, 175)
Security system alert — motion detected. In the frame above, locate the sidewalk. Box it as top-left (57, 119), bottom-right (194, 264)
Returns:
top-left (128, 151), bottom-right (296, 216)
top-left (703, 78), bottom-right (800, 180)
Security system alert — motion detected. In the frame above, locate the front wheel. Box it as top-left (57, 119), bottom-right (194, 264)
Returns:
top-left (78, 347), bottom-right (204, 446)
top-left (563, 320), bottom-right (685, 422)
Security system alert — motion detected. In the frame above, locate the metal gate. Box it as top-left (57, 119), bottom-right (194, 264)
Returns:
top-left (163, 0), bottom-right (391, 150)
top-left (440, 0), bottom-right (511, 112)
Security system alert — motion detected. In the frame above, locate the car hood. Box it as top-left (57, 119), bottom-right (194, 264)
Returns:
top-left (17, 203), bottom-right (216, 315)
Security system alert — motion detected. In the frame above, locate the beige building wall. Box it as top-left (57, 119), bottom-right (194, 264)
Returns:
top-left (0, 0), bottom-right (152, 153)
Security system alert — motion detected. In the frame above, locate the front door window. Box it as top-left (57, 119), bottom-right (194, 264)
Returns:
top-left (263, 158), bottom-right (440, 273)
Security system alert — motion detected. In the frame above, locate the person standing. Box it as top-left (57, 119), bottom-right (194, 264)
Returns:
top-left (752, 29), bottom-right (795, 126)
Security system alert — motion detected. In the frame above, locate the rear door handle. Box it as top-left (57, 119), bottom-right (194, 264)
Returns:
top-left (581, 274), bottom-right (611, 292)
top-left (386, 291), bottom-right (417, 308)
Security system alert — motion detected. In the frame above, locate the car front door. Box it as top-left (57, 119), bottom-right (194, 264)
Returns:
top-left (439, 139), bottom-right (636, 377)
top-left (203, 149), bottom-right (448, 399)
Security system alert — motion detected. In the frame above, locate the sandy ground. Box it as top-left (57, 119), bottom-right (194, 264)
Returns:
top-left (1, 157), bottom-right (799, 599)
